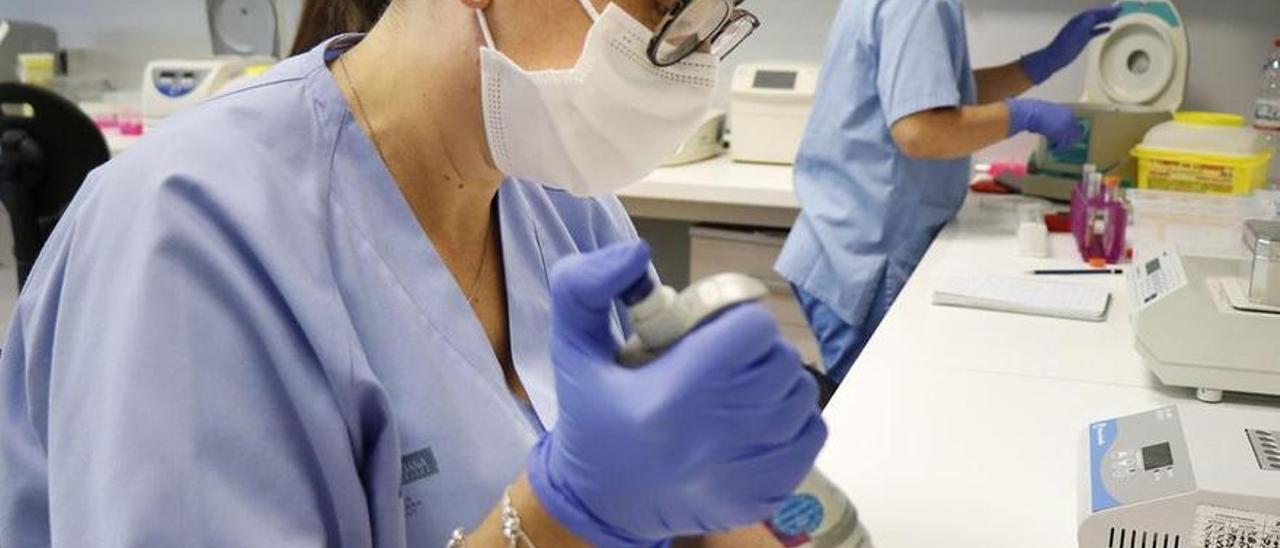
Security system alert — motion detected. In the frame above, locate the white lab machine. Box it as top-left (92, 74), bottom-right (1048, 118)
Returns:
top-left (141, 56), bottom-right (274, 129)
top-left (1129, 229), bottom-right (1280, 402)
top-left (142, 0), bottom-right (281, 129)
top-left (663, 109), bottom-right (728, 167)
top-left (729, 62), bottom-right (820, 165)
top-left (1082, 0), bottom-right (1188, 111)
top-left (1078, 404), bottom-right (1280, 548)
top-left (0, 20), bottom-right (57, 83)
top-left (1026, 0), bottom-right (1188, 192)
top-left (207, 0), bottom-right (281, 58)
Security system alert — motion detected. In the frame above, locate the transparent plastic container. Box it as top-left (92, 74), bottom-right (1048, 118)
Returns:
top-left (1127, 188), bottom-right (1276, 257)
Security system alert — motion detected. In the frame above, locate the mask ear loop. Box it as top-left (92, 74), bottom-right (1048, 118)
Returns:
top-left (474, 9), bottom-right (497, 49)
top-left (576, 0), bottom-right (601, 22)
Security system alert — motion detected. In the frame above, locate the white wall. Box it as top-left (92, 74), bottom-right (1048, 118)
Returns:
top-left (4, 0), bottom-right (1277, 114)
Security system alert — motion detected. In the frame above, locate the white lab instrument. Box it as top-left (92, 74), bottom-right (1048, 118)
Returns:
top-left (0, 20), bottom-right (57, 84)
top-left (1026, 0), bottom-right (1188, 192)
top-left (1129, 239), bottom-right (1280, 403)
top-left (1033, 103), bottom-right (1171, 184)
top-left (663, 109), bottom-right (727, 167)
top-left (1082, 0), bottom-right (1189, 111)
top-left (208, 0), bottom-right (281, 57)
top-left (141, 56), bottom-right (275, 129)
top-left (1078, 404), bottom-right (1280, 548)
top-left (729, 62), bottom-right (820, 165)
top-left (142, 0), bottom-right (281, 130)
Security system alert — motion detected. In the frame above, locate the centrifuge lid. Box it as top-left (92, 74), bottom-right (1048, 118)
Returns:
top-left (207, 0), bottom-right (279, 57)
top-left (1083, 0), bottom-right (1188, 111)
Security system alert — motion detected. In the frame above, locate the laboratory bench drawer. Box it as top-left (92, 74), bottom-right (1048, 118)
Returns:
top-left (689, 225), bottom-right (818, 363)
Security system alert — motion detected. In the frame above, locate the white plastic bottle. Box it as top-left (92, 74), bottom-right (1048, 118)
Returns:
top-left (1251, 37), bottom-right (1280, 189)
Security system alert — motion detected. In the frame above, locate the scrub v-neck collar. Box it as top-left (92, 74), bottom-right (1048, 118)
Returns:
top-left (312, 35), bottom-right (555, 433)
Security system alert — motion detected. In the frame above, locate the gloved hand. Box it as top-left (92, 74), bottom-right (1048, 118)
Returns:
top-left (1007, 98), bottom-right (1082, 153)
top-left (1019, 5), bottom-right (1122, 84)
top-left (529, 240), bottom-right (826, 547)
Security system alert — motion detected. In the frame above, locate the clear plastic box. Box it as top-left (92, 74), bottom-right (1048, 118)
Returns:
top-left (1127, 188), bottom-right (1276, 257)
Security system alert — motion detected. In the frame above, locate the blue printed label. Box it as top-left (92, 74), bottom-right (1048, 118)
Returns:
top-left (1090, 420), bottom-right (1122, 512)
top-left (770, 494), bottom-right (825, 537)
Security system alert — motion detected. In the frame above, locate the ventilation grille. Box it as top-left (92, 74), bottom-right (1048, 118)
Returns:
top-left (1247, 429), bottom-right (1280, 471)
top-left (1108, 527), bottom-right (1181, 548)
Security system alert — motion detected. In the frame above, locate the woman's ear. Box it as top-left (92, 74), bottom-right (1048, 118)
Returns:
top-left (459, 0), bottom-right (490, 9)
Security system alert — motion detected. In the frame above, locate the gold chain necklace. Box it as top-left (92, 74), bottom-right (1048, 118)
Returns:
top-left (338, 54), bottom-right (493, 305)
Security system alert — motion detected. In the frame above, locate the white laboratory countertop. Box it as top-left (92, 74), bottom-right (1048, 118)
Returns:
top-left (816, 193), bottom-right (1280, 548)
top-left (619, 156), bottom-right (797, 210)
top-left (859, 195), bottom-right (1156, 389)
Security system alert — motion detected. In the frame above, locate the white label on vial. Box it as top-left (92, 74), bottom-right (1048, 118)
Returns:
top-left (1192, 505), bottom-right (1280, 547)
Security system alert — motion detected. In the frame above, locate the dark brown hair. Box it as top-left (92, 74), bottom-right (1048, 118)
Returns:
top-left (290, 0), bottom-right (392, 56)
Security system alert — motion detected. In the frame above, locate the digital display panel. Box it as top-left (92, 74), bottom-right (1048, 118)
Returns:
top-left (753, 70), bottom-right (798, 90)
top-left (1142, 442), bottom-right (1173, 470)
top-left (1146, 258), bottom-right (1162, 275)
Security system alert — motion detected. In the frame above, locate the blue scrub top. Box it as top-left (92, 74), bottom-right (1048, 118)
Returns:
top-left (0, 36), bottom-right (637, 546)
top-left (776, 0), bottom-right (978, 325)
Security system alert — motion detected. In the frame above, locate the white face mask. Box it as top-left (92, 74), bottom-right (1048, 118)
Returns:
top-left (476, 1), bottom-right (717, 196)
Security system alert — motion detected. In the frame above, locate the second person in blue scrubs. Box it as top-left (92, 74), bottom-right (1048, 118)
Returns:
top-left (777, 0), bottom-right (1121, 383)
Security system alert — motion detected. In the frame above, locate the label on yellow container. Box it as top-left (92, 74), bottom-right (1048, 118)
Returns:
top-left (1145, 158), bottom-right (1237, 194)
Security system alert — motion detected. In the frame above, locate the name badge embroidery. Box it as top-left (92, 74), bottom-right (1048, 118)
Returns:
top-left (401, 447), bottom-right (440, 486)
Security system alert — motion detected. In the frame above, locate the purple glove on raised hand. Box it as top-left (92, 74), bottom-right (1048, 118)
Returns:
top-left (528, 241), bottom-right (826, 547)
top-left (1020, 5), bottom-right (1123, 84)
top-left (1007, 98), bottom-right (1083, 153)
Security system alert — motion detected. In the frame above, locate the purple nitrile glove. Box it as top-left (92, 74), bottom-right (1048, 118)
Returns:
top-left (1020, 5), bottom-right (1123, 84)
top-left (1007, 98), bottom-right (1083, 153)
top-left (528, 240), bottom-right (826, 547)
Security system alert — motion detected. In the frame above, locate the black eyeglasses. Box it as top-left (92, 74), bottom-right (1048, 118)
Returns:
top-left (647, 0), bottom-right (760, 67)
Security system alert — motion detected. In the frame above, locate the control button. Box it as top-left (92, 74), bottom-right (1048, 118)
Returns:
top-left (1118, 458), bottom-right (1136, 468)
top-left (1112, 471), bottom-right (1127, 479)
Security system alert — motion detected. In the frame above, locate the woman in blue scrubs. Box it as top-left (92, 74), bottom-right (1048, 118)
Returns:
top-left (0, 0), bottom-right (826, 546)
top-left (776, 0), bottom-right (1121, 384)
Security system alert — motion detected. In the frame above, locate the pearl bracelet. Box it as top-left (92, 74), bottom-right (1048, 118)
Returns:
top-left (501, 487), bottom-right (539, 548)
